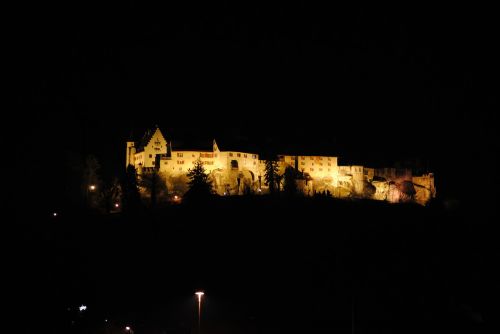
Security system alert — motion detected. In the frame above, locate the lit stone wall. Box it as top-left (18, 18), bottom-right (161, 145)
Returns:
top-left (412, 173), bottom-right (436, 204)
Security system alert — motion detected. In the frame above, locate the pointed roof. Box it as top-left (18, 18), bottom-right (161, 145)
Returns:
top-left (136, 126), bottom-right (165, 152)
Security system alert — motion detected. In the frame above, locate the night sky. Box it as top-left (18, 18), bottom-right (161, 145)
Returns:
top-left (15, 2), bottom-right (498, 207)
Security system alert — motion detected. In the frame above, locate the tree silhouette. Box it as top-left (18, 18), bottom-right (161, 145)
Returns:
top-left (82, 155), bottom-right (102, 210)
top-left (283, 166), bottom-right (298, 196)
top-left (185, 159), bottom-right (213, 201)
top-left (264, 158), bottom-right (279, 194)
top-left (101, 177), bottom-right (122, 213)
top-left (121, 164), bottom-right (141, 212)
top-left (140, 170), bottom-right (168, 208)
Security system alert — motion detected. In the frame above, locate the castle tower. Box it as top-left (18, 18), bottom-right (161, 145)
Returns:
top-left (352, 165), bottom-right (364, 194)
top-left (126, 141), bottom-right (136, 167)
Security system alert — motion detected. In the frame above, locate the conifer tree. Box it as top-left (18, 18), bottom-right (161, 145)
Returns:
top-left (264, 159), bottom-right (280, 194)
top-left (185, 159), bottom-right (213, 200)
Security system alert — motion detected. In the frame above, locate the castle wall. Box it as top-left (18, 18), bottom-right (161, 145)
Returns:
top-left (412, 173), bottom-right (436, 204)
top-left (127, 127), bottom-right (435, 204)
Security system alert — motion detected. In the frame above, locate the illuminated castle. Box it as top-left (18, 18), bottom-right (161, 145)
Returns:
top-left (126, 126), bottom-right (436, 205)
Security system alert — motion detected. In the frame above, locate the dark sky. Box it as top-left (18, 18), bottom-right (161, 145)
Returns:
top-left (15, 2), bottom-right (498, 204)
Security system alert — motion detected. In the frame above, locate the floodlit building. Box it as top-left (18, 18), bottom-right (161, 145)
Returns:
top-left (126, 126), bottom-right (436, 204)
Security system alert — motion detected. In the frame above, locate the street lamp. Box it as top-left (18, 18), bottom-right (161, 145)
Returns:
top-left (125, 326), bottom-right (134, 334)
top-left (195, 291), bottom-right (205, 334)
top-left (89, 185), bottom-right (96, 191)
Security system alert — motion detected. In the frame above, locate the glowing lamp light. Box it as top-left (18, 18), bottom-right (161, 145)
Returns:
top-left (115, 203), bottom-right (119, 208)
top-left (195, 291), bottom-right (205, 334)
top-left (125, 326), bottom-right (131, 331)
top-left (53, 212), bottom-right (58, 217)
top-left (174, 195), bottom-right (178, 200)
top-left (79, 305), bottom-right (87, 311)
top-left (89, 185), bottom-right (96, 191)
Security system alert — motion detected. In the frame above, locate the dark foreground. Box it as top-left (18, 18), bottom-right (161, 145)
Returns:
top-left (14, 197), bottom-right (498, 333)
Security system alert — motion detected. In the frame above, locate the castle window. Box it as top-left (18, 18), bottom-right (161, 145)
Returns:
top-left (301, 156), bottom-right (305, 160)
top-left (229, 153), bottom-right (233, 157)
top-left (244, 154), bottom-right (247, 158)
top-left (328, 163), bottom-right (331, 166)
top-left (177, 160), bottom-right (184, 164)
top-left (312, 163), bottom-right (314, 166)
top-left (192, 154), bottom-right (195, 157)
top-left (301, 162), bottom-right (305, 165)
top-left (319, 163), bottom-right (323, 166)
top-left (328, 158), bottom-right (331, 161)
top-left (177, 153), bottom-right (183, 157)
top-left (237, 153), bottom-right (241, 157)
top-left (252, 154), bottom-right (257, 159)
top-left (310, 168), bottom-right (314, 171)
top-left (149, 154), bottom-right (152, 158)
top-left (253, 161), bottom-right (256, 165)
top-left (319, 157), bottom-right (323, 160)
top-left (310, 157), bottom-right (314, 160)
top-left (164, 162), bottom-right (168, 165)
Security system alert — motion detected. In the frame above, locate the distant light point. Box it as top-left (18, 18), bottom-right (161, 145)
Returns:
top-left (79, 305), bottom-right (87, 311)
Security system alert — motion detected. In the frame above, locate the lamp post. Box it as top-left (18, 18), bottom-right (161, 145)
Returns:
top-left (195, 291), bottom-right (204, 334)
